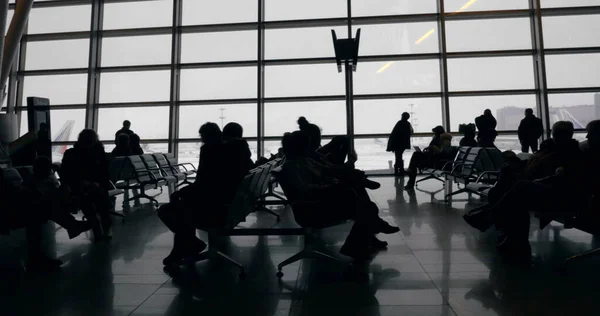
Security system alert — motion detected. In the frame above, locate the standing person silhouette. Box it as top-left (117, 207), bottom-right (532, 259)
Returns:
top-left (387, 112), bottom-right (413, 176)
top-left (475, 109), bottom-right (497, 146)
top-left (114, 120), bottom-right (134, 145)
top-left (518, 108), bottom-right (543, 153)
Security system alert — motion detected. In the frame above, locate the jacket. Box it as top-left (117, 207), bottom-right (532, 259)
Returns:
top-left (387, 120), bottom-right (413, 152)
top-left (518, 115), bottom-right (543, 141)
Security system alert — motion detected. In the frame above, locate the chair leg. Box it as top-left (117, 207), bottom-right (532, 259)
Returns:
top-left (277, 249), bottom-right (311, 273)
top-left (444, 187), bottom-right (469, 202)
top-left (416, 174), bottom-right (436, 184)
top-left (216, 251), bottom-right (245, 277)
top-left (564, 247), bottom-right (600, 266)
top-left (311, 250), bottom-right (343, 264)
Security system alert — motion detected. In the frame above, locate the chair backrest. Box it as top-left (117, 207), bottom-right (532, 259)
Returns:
top-left (455, 146), bottom-right (472, 163)
top-left (153, 153), bottom-right (177, 176)
top-left (485, 148), bottom-right (504, 171)
top-left (459, 147), bottom-right (483, 176)
top-left (163, 153), bottom-right (178, 165)
top-left (141, 154), bottom-right (164, 179)
top-left (127, 155), bottom-right (154, 183)
top-left (2, 168), bottom-right (23, 186)
top-left (108, 157), bottom-right (126, 183)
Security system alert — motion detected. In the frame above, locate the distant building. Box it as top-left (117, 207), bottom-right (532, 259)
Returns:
top-left (496, 93), bottom-right (600, 130)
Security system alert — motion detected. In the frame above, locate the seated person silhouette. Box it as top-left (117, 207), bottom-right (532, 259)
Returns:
top-left (111, 133), bottom-right (132, 158)
top-left (114, 120), bottom-right (134, 144)
top-left (298, 116), bottom-right (357, 168)
top-left (404, 126), bottom-right (453, 190)
top-left (159, 122), bottom-right (249, 267)
top-left (129, 133), bottom-right (144, 155)
top-left (278, 131), bottom-right (399, 260)
top-left (61, 129), bottom-right (112, 241)
top-left (459, 123), bottom-right (478, 147)
top-left (1, 160), bottom-right (89, 272)
top-left (464, 121), bottom-right (588, 257)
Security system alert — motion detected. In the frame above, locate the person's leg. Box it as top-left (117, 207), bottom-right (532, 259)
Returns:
top-left (404, 152), bottom-right (423, 189)
top-left (394, 150), bottom-right (405, 176)
top-left (520, 141), bottom-right (529, 153)
top-left (531, 139), bottom-right (539, 153)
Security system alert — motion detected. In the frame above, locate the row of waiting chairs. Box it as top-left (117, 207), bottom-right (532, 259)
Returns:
top-left (109, 153), bottom-right (197, 208)
top-left (416, 146), bottom-right (504, 201)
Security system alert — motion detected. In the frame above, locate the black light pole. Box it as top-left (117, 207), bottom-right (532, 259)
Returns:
top-left (332, 16), bottom-right (360, 152)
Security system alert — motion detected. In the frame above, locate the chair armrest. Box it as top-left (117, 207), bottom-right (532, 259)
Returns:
top-left (475, 171), bottom-right (499, 183)
top-left (177, 163), bottom-right (197, 172)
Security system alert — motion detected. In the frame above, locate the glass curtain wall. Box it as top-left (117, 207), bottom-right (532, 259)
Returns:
top-left (7, 0), bottom-right (600, 171)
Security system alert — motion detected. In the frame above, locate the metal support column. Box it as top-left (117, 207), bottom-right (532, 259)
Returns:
top-left (530, 0), bottom-right (550, 139)
top-left (168, 0), bottom-right (182, 154)
top-left (0, 0), bottom-right (33, 97)
top-left (437, 0), bottom-right (451, 131)
top-left (0, 1), bottom-right (8, 98)
top-left (345, 0), bottom-right (355, 152)
top-left (86, 0), bottom-right (103, 130)
top-left (257, 0), bottom-right (265, 157)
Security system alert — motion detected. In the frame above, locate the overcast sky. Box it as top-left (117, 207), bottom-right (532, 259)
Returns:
top-left (7, 0), bottom-right (600, 142)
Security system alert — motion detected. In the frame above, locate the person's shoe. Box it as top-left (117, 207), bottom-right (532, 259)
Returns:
top-left (67, 220), bottom-right (92, 239)
top-left (163, 239), bottom-right (207, 266)
top-left (364, 179), bottom-right (381, 190)
top-left (376, 220), bottom-right (400, 234)
top-left (369, 236), bottom-right (388, 250)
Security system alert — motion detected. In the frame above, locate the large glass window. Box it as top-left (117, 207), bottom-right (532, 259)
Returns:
top-left (353, 23), bottom-right (439, 56)
top-left (100, 71), bottom-right (171, 103)
top-left (265, 101), bottom-right (347, 137)
top-left (102, 35), bottom-right (172, 67)
top-left (97, 107), bottom-right (170, 141)
top-left (183, 0), bottom-right (258, 25)
top-left (449, 95), bottom-right (537, 132)
top-left (180, 67), bottom-right (257, 101)
top-left (541, 0), bottom-right (600, 8)
top-left (548, 93), bottom-right (600, 129)
top-left (178, 104), bottom-right (258, 139)
top-left (354, 60), bottom-right (441, 94)
top-left (447, 56), bottom-right (535, 91)
top-left (182, 31), bottom-right (257, 63)
top-left (446, 18), bottom-right (532, 52)
top-left (354, 98), bottom-right (443, 134)
top-left (25, 39), bottom-right (90, 70)
top-left (178, 141), bottom-right (258, 169)
top-left (22, 74), bottom-right (88, 105)
top-left (103, 0), bottom-right (173, 30)
top-left (27, 5), bottom-right (91, 34)
top-left (545, 54), bottom-right (600, 89)
top-left (265, 26), bottom-right (346, 60)
top-left (543, 15), bottom-right (600, 49)
top-left (352, 0), bottom-right (438, 16)
top-left (354, 137), bottom-right (434, 171)
top-left (444, 0), bottom-right (528, 12)
top-left (19, 109), bottom-right (85, 142)
top-left (265, 0), bottom-right (346, 21)
top-left (265, 64), bottom-right (345, 98)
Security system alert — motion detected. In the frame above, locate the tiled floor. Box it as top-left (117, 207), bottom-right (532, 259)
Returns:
top-left (1, 176), bottom-right (600, 315)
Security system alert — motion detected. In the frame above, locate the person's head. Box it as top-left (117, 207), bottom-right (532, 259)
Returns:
top-left (586, 120), bottom-right (600, 149)
top-left (465, 124), bottom-right (476, 138)
top-left (223, 122), bottom-right (243, 141)
top-left (525, 108), bottom-right (534, 117)
top-left (129, 133), bottom-right (141, 146)
top-left (297, 116), bottom-right (322, 151)
top-left (123, 120), bottom-right (131, 130)
top-left (75, 129), bottom-right (100, 150)
top-left (33, 156), bottom-right (53, 179)
top-left (432, 125), bottom-right (445, 137)
top-left (198, 122), bottom-right (222, 145)
top-left (401, 112), bottom-right (410, 121)
top-left (484, 109), bottom-right (492, 116)
top-left (116, 133), bottom-right (130, 147)
top-left (551, 121), bottom-right (574, 145)
top-left (282, 131), bottom-right (310, 159)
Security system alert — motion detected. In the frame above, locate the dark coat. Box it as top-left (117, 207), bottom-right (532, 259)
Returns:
top-left (387, 120), bottom-right (413, 152)
top-left (518, 115), bottom-right (543, 141)
top-left (114, 128), bottom-right (134, 144)
top-left (475, 114), bottom-right (497, 132)
top-left (61, 144), bottom-right (110, 192)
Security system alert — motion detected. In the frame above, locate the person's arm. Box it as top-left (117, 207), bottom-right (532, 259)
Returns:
top-left (518, 121), bottom-right (524, 140)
